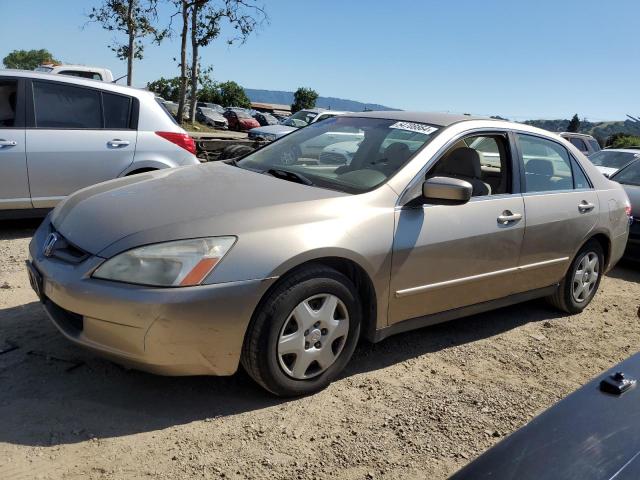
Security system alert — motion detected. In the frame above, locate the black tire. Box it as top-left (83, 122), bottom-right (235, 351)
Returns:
top-left (230, 145), bottom-right (254, 158)
top-left (547, 239), bottom-right (604, 313)
top-left (218, 144), bottom-right (242, 160)
top-left (241, 265), bottom-right (361, 397)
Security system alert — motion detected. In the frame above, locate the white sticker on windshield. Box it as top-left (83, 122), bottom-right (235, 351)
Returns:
top-left (389, 121), bottom-right (438, 135)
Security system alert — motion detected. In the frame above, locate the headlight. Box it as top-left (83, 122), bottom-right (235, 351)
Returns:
top-left (92, 237), bottom-right (236, 287)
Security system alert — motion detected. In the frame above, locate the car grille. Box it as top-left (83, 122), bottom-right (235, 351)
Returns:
top-left (319, 151), bottom-right (348, 165)
top-left (44, 298), bottom-right (84, 335)
top-left (44, 228), bottom-right (90, 264)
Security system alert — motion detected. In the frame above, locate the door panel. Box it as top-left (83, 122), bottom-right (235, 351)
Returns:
top-left (514, 190), bottom-right (599, 292)
top-left (389, 195), bottom-right (525, 324)
top-left (26, 130), bottom-right (137, 208)
top-left (0, 128), bottom-right (30, 209)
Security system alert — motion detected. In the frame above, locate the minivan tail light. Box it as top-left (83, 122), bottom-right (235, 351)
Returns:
top-left (155, 131), bottom-right (196, 155)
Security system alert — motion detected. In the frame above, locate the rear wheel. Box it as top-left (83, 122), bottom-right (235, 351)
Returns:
top-left (547, 240), bottom-right (604, 313)
top-left (241, 265), bottom-right (361, 397)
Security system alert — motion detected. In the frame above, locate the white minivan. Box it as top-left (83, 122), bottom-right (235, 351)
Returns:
top-left (0, 70), bottom-right (199, 217)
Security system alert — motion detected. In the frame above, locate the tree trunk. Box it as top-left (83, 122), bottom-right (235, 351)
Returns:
top-left (176, 0), bottom-right (189, 125)
top-left (188, 1), bottom-right (200, 123)
top-left (126, 0), bottom-right (135, 86)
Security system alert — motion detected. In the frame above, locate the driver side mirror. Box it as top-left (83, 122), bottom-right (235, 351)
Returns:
top-left (422, 176), bottom-right (473, 204)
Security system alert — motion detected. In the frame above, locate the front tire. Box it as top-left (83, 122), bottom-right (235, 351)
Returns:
top-left (241, 265), bottom-right (361, 397)
top-left (547, 240), bottom-right (604, 313)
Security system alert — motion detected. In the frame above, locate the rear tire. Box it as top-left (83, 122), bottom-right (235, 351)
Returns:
top-left (241, 265), bottom-right (361, 397)
top-left (547, 239), bottom-right (604, 313)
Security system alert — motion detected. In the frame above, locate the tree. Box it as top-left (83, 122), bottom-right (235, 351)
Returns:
top-left (606, 133), bottom-right (640, 149)
top-left (197, 80), bottom-right (250, 107)
top-left (173, 0), bottom-right (267, 124)
top-left (567, 113), bottom-right (581, 133)
top-left (147, 76), bottom-right (181, 101)
top-left (2, 49), bottom-right (59, 70)
top-left (291, 87), bottom-right (318, 113)
top-left (88, 0), bottom-right (166, 85)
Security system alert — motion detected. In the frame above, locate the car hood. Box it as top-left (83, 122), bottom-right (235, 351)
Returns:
top-left (51, 163), bottom-right (346, 257)
top-left (203, 112), bottom-right (226, 122)
top-left (249, 124), bottom-right (297, 138)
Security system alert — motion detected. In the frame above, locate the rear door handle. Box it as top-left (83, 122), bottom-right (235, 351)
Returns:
top-left (497, 211), bottom-right (522, 224)
top-left (108, 139), bottom-right (130, 147)
top-left (578, 201), bottom-right (595, 213)
top-left (0, 139), bottom-right (17, 147)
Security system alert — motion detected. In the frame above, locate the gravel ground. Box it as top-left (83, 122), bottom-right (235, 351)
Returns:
top-left (1, 219), bottom-right (639, 480)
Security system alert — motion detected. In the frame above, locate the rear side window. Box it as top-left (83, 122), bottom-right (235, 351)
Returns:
top-left (519, 134), bottom-right (574, 192)
top-left (103, 93), bottom-right (131, 129)
top-left (33, 81), bottom-right (101, 128)
top-left (569, 137), bottom-right (588, 152)
top-left (588, 139), bottom-right (601, 152)
top-left (571, 156), bottom-right (591, 189)
top-left (0, 79), bottom-right (18, 127)
top-left (59, 70), bottom-right (103, 81)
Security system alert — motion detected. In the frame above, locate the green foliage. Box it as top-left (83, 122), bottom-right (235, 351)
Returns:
top-left (198, 80), bottom-right (250, 108)
top-left (566, 113), bottom-right (580, 133)
top-left (2, 49), bottom-right (59, 70)
top-left (291, 87), bottom-right (319, 113)
top-left (146, 76), bottom-right (181, 101)
top-left (606, 133), bottom-right (640, 149)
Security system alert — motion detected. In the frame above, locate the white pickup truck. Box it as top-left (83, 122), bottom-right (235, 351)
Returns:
top-left (34, 64), bottom-right (115, 82)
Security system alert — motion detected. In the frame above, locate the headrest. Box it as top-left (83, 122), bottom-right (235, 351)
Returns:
top-left (526, 159), bottom-right (554, 176)
top-left (437, 147), bottom-right (482, 178)
top-left (384, 142), bottom-right (411, 165)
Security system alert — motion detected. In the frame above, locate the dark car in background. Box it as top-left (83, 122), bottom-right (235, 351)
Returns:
top-left (195, 106), bottom-right (228, 129)
top-left (253, 111), bottom-right (279, 126)
top-left (611, 158), bottom-right (640, 261)
top-left (223, 108), bottom-right (260, 131)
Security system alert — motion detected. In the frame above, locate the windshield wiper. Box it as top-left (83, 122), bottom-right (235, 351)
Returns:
top-left (264, 168), bottom-right (313, 186)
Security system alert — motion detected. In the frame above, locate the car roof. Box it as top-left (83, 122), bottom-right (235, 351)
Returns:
top-left (0, 69), bottom-right (153, 97)
top-left (342, 110), bottom-right (485, 127)
top-left (600, 148), bottom-right (640, 154)
top-left (559, 132), bottom-right (595, 139)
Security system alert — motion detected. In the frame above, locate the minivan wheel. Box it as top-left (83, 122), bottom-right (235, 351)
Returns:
top-left (241, 265), bottom-right (361, 397)
top-left (547, 240), bottom-right (604, 314)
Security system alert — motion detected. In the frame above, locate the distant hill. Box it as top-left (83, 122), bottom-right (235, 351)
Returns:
top-left (244, 88), bottom-right (397, 112)
top-left (524, 119), bottom-right (640, 144)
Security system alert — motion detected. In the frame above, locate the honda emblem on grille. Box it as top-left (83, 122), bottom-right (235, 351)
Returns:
top-left (43, 233), bottom-right (59, 257)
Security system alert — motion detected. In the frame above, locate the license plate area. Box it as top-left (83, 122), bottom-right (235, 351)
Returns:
top-left (26, 261), bottom-right (44, 301)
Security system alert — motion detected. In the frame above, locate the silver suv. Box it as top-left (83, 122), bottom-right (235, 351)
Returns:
top-left (0, 70), bottom-right (199, 217)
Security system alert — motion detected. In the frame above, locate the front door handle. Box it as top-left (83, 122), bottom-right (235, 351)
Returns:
top-left (0, 139), bottom-right (17, 147)
top-left (108, 139), bottom-right (130, 148)
top-left (497, 210), bottom-right (522, 225)
top-left (578, 201), bottom-right (595, 213)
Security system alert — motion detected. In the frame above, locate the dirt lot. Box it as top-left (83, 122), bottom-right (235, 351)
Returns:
top-left (1, 219), bottom-right (639, 480)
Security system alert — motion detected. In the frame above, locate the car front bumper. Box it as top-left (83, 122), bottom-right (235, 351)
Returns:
top-left (28, 219), bottom-right (277, 376)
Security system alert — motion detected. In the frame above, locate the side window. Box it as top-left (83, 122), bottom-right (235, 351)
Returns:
top-left (59, 70), bottom-right (103, 81)
top-left (428, 134), bottom-right (511, 197)
top-left (33, 81), bottom-right (101, 129)
top-left (571, 156), bottom-right (591, 189)
top-left (103, 93), bottom-right (132, 129)
top-left (0, 79), bottom-right (18, 127)
top-left (588, 139), bottom-right (601, 152)
top-left (569, 137), bottom-right (588, 152)
top-left (519, 134), bottom-right (573, 192)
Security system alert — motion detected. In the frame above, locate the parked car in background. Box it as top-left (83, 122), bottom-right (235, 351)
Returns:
top-left (610, 158), bottom-right (640, 261)
top-left (0, 70), bottom-right (199, 217)
top-left (253, 111), bottom-right (279, 126)
top-left (34, 64), bottom-right (115, 82)
top-left (196, 102), bottom-right (224, 113)
top-left (450, 352), bottom-right (640, 480)
top-left (223, 108), bottom-right (260, 131)
top-left (27, 112), bottom-right (629, 396)
top-left (559, 132), bottom-right (601, 156)
top-left (195, 106), bottom-right (228, 129)
top-left (588, 148), bottom-right (640, 177)
top-left (248, 109), bottom-right (347, 141)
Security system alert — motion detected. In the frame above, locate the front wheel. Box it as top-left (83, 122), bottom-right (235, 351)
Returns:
top-left (241, 265), bottom-right (361, 396)
top-left (547, 240), bottom-right (604, 313)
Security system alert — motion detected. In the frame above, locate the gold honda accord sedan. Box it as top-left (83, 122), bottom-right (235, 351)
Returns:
top-left (27, 112), bottom-right (631, 396)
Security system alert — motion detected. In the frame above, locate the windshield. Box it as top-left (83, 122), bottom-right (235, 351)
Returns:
top-left (232, 110), bottom-right (251, 119)
top-left (200, 107), bottom-right (217, 116)
top-left (283, 110), bottom-right (318, 128)
top-left (236, 117), bottom-right (440, 193)
top-left (589, 150), bottom-right (640, 168)
top-left (612, 160), bottom-right (640, 186)
top-left (34, 66), bottom-right (53, 73)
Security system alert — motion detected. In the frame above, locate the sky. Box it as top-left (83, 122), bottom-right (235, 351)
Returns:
top-left (1, 0), bottom-right (639, 121)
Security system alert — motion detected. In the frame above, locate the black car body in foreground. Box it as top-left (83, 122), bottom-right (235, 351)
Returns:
top-left (450, 352), bottom-right (640, 479)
